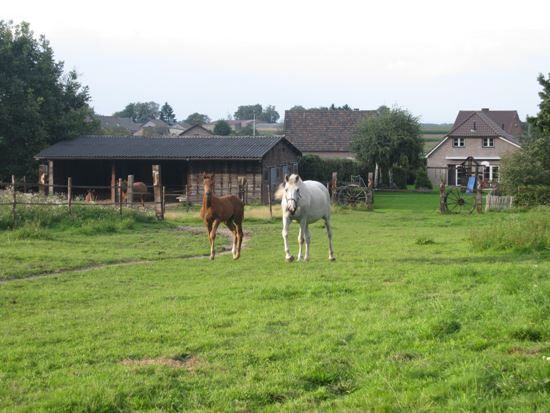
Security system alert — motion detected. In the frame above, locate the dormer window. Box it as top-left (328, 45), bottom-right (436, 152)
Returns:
top-left (453, 138), bottom-right (465, 147)
top-left (482, 138), bottom-right (494, 148)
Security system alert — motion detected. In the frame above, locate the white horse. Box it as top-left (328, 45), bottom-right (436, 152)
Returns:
top-left (275, 174), bottom-right (335, 262)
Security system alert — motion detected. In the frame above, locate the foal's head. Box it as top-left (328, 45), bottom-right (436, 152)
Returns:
top-left (283, 174), bottom-right (302, 215)
top-left (203, 173), bottom-right (215, 198)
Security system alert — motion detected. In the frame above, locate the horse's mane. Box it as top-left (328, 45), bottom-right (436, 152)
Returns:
top-left (274, 183), bottom-right (285, 201)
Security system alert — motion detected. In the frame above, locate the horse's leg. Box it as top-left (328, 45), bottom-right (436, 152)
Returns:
top-left (225, 220), bottom-right (238, 258)
top-left (209, 220), bottom-right (220, 260)
top-left (282, 214), bottom-right (294, 262)
top-left (324, 216), bottom-right (336, 261)
top-left (302, 221), bottom-right (311, 262)
top-left (297, 226), bottom-right (305, 261)
top-left (235, 220), bottom-right (243, 260)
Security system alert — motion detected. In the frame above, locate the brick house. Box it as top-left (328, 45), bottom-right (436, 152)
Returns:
top-left (284, 109), bottom-right (376, 158)
top-left (425, 108), bottom-right (522, 187)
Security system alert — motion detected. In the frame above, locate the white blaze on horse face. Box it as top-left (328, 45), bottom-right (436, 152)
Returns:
top-left (285, 183), bottom-right (300, 215)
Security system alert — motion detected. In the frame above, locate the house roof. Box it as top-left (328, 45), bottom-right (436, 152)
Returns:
top-left (284, 110), bottom-right (376, 152)
top-left (35, 135), bottom-right (301, 161)
top-left (179, 124), bottom-right (213, 136)
top-left (95, 115), bottom-right (141, 132)
top-left (170, 122), bottom-right (192, 130)
top-left (453, 109), bottom-right (522, 137)
top-left (141, 119), bottom-right (170, 128)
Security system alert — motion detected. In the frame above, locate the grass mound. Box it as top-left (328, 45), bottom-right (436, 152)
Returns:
top-left (469, 208), bottom-right (549, 253)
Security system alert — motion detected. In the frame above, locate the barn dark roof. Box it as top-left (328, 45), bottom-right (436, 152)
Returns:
top-left (284, 109), bottom-right (376, 153)
top-left (35, 135), bottom-right (300, 160)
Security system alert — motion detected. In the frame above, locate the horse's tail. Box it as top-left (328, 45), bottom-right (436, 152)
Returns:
top-left (273, 183), bottom-right (285, 201)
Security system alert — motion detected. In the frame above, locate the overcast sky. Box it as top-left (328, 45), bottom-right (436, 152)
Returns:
top-left (5, 0), bottom-right (550, 123)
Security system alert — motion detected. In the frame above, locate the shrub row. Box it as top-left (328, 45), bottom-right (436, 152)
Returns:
top-left (515, 185), bottom-right (550, 207)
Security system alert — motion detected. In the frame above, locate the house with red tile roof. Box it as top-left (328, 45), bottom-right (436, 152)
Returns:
top-left (426, 108), bottom-right (522, 187)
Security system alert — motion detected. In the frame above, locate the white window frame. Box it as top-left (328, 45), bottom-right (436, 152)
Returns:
top-left (482, 137), bottom-right (494, 148)
top-left (453, 137), bottom-right (465, 148)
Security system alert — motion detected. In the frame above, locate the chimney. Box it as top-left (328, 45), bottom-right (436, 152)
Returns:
top-left (481, 108), bottom-right (489, 112)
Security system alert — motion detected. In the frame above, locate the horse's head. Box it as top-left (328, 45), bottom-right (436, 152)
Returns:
top-left (283, 174), bottom-right (302, 215)
top-left (203, 173), bottom-right (215, 198)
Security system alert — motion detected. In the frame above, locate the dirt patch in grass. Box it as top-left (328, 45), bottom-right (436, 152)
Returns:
top-left (121, 355), bottom-right (200, 370)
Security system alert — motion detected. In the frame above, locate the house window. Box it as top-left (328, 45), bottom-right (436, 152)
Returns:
top-left (482, 138), bottom-right (494, 148)
top-left (453, 138), bottom-right (465, 147)
top-left (282, 165), bottom-right (289, 177)
top-left (492, 166), bottom-right (499, 182)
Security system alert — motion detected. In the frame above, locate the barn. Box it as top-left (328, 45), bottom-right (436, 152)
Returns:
top-left (35, 135), bottom-right (301, 204)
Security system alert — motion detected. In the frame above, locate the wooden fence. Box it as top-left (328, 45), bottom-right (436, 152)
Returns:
top-left (485, 194), bottom-right (514, 211)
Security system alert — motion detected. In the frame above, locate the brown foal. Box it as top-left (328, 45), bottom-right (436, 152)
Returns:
top-left (200, 174), bottom-right (244, 260)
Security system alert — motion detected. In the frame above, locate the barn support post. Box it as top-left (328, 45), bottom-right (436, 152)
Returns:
top-left (439, 179), bottom-right (447, 213)
top-left (475, 181), bottom-right (482, 213)
top-left (118, 178), bottom-right (123, 216)
top-left (367, 172), bottom-right (374, 210)
top-left (330, 172), bottom-right (337, 204)
top-left (38, 164), bottom-right (47, 195)
top-left (267, 184), bottom-right (272, 219)
top-left (48, 160), bottom-right (54, 196)
top-left (152, 165), bottom-right (163, 220)
top-left (67, 177), bottom-right (72, 213)
top-left (11, 175), bottom-right (16, 225)
top-left (111, 162), bottom-right (116, 203)
top-left (127, 175), bottom-right (134, 206)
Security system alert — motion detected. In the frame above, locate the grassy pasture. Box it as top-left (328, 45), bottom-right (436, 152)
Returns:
top-left (0, 193), bottom-right (549, 412)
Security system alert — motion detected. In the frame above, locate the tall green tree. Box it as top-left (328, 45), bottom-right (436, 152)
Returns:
top-left (352, 107), bottom-right (423, 186)
top-left (234, 104), bottom-right (262, 120)
top-left (184, 112), bottom-right (210, 125)
top-left (258, 105), bottom-right (280, 123)
top-left (0, 21), bottom-right (98, 179)
top-left (113, 101), bottom-right (159, 123)
top-left (501, 73), bottom-right (550, 194)
top-left (213, 120), bottom-right (231, 136)
top-left (159, 102), bottom-right (176, 125)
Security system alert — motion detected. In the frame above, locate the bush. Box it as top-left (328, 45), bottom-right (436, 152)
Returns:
top-left (415, 168), bottom-right (433, 190)
top-left (391, 166), bottom-right (408, 189)
top-left (515, 185), bottom-right (550, 207)
top-left (298, 155), bottom-right (366, 183)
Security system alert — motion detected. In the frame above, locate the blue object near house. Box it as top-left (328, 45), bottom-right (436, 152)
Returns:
top-left (466, 176), bottom-right (476, 193)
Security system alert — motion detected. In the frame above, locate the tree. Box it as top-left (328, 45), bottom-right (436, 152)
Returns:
top-left (238, 124), bottom-right (256, 136)
top-left (113, 101), bottom-right (159, 123)
top-left (289, 105), bottom-right (306, 111)
top-left (352, 107), bottom-right (423, 186)
top-left (0, 21), bottom-right (99, 180)
top-left (184, 112), bottom-right (210, 125)
top-left (213, 120), bottom-right (231, 136)
top-left (258, 105), bottom-right (280, 123)
top-left (159, 102), bottom-right (176, 125)
top-left (330, 104), bottom-right (353, 111)
top-left (500, 73), bottom-right (550, 195)
top-left (234, 104), bottom-right (262, 120)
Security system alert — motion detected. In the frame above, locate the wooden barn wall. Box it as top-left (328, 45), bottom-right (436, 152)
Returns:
top-left (187, 160), bottom-right (262, 204)
top-left (260, 141), bottom-right (300, 203)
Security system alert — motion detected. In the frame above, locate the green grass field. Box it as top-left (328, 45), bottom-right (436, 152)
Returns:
top-left (1, 194), bottom-right (549, 412)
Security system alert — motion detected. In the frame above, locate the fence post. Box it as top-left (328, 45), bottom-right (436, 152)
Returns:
top-left (152, 165), bottom-right (163, 220)
top-left (23, 176), bottom-right (27, 193)
top-left (475, 181), bottom-right (482, 213)
top-left (439, 180), bottom-right (447, 213)
top-left (330, 172), bottom-right (337, 204)
top-left (67, 177), bottom-right (72, 213)
top-left (11, 175), bottom-right (16, 225)
top-left (267, 184), bottom-right (273, 219)
top-left (118, 178), bottom-right (123, 216)
top-left (367, 172), bottom-right (374, 210)
top-left (48, 160), bottom-right (54, 196)
top-left (127, 175), bottom-right (134, 206)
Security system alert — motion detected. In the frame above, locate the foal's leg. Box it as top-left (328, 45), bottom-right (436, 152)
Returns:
top-left (302, 221), bottom-right (312, 261)
top-left (324, 216), bottom-right (336, 261)
top-left (225, 220), bottom-right (238, 258)
top-left (209, 220), bottom-right (220, 260)
top-left (297, 226), bottom-right (305, 261)
top-left (235, 221), bottom-right (243, 260)
top-left (282, 215), bottom-right (294, 262)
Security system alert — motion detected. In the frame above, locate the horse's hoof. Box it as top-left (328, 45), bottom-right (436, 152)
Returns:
top-left (286, 256), bottom-right (295, 262)
top-left (329, 257), bottom-right (336, 261)
top-left (233, 255), bottom-right (240, 260)
top-left (210, 256), bottom-right (215, 261)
